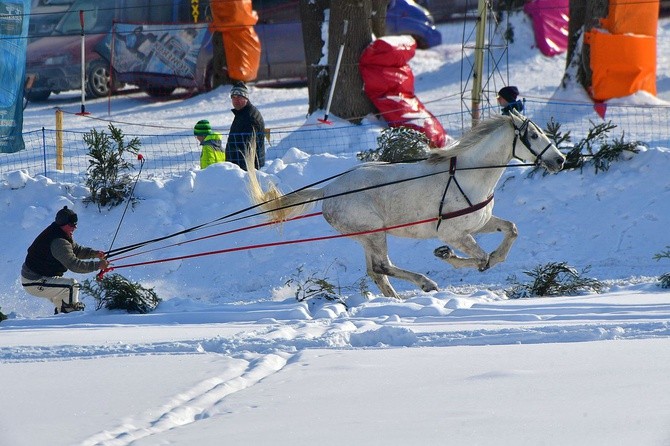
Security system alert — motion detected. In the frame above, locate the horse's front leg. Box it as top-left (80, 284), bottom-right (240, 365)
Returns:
top-left (474, 215), bottom-right (518, 269)
top-left (434, 234), bottom-right (489, 271)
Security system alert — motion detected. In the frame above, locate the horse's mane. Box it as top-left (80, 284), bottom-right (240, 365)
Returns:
top-left (427, 114), bottom-right (510, 163)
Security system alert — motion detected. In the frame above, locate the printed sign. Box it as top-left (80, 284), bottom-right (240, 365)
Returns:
top-left (98, 23), bottom-right (208, 79)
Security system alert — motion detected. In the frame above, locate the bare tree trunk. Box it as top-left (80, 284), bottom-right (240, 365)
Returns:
top-left (565, 0), bottom-right (609, 91)
top-left (211, 31), bottom-right (229, 89)
top-left (370, 0), bottom-right (390, 38)
top-left (300, 0), bottom-right (329, 115)
top-left (329, 0), bottom-right (376, 123)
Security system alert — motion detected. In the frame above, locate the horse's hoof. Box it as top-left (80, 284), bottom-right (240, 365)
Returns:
top-left (434, 245), bottom-right (454, 259)
top-left (421, 280), bottom-right (439, 292)
top-left (478, 260), bottom-right (491, 272)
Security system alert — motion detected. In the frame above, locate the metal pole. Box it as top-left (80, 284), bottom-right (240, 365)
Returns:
top-left (471, 0), bottom-right (487, 126)
top-left (318, 20), bottom-right (348, 124)
top-left (76, 10), bottom-right (90, 116)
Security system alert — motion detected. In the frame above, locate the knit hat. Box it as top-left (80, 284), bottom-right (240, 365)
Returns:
top-left (55, 206), bottom-right (78, 226)
top-left (497, 86), bottom-right (519, 103)
top-left (230, 81), bottom-right (249, 99)
top-left (193, 119), bottom-right (212, 136)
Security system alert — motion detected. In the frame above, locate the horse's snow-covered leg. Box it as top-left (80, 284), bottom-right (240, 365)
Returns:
top-left (358, 234), bottom-right (438, 298)
top-left (364, 249), bottom-right (398, 299)
top-left (473, 215), bottom-right (518, 269)
top-left (434, 234), bottom-right (490, 271)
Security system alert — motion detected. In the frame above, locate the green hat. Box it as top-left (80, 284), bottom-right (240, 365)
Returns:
top-left (194, 119), bottom-right (212, 136)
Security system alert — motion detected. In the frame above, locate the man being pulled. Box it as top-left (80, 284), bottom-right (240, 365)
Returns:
top-left (20, 206), bottom-right (110, 314)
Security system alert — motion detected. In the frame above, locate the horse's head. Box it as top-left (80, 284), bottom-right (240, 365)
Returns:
top-left (508, 110), bottom-right (565, 172)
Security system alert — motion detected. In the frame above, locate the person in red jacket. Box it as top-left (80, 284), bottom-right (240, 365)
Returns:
top-left (20, 206), bottom-right (109, 314)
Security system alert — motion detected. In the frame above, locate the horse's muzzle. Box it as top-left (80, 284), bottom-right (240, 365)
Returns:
top-left (543, 155), bottom-right (565, 173)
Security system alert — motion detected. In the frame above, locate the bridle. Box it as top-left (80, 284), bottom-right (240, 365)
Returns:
top-left (511, 116), bottom-right (555, 165)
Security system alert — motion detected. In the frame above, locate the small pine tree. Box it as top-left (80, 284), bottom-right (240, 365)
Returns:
top-left (358, 126), bottom-right (431, 162)
top-left (537, 119), bottom-right (641, 175)
top-left (590, 134), bottom-right (641, 173)
top-left (81, 273), bottom-right (161, 313)
top-left (84, 124), bottom-right (141, 209)
top-left (653, 247), bottom-right (670, 288)
top-left (0, 307), bottom-right (7, 322)
top-left (506, 262), bottom-right (604, 298)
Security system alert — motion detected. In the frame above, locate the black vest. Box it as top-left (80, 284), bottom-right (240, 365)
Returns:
top-left (25, 223), bottom-right (72, 277)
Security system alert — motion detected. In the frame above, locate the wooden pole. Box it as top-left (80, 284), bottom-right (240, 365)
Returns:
top-left (471, 0), bottom-right (487, 126)
top-left (56, 109), bottom-right (63, 170)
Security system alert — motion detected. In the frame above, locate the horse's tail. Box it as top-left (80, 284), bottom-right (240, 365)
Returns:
top-left (245, 136), bottom-right (323, 223)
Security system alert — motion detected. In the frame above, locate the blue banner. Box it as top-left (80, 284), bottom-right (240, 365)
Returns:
top-left (0, 0), bottom-right (30, 154)
top-left (98, 23), bottom-right (208, 79)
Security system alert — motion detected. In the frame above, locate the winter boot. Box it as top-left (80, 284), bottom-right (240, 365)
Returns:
top-left (60, 300), bottom-right (85, 313)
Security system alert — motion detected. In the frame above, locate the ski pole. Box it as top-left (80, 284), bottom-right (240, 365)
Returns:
top-left (318, 20), bottom-right (348, 124)
top-left (99, 154), bottom-right (145, 279)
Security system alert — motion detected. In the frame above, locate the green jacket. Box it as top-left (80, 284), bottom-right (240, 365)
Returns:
top-left (200, 132), bottom-right (225, 168)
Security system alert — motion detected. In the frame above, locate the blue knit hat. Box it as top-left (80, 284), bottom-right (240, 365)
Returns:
top-left (193, 119), bottom-right (212, 136)
top-left (497, 86), bottom-right (519, 103)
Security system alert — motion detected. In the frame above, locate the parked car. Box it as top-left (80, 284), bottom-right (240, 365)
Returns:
top-left (28, 0), bottom-right (75, 41)
top-left (114, 0), bottom-right (441, 97)
top-left (387, 0), bottom-right (442, 48)
top-left (416, 0), bottom-right (475, 23)
top-left (25, 0), bottom-right (441, 101)
top-left (25, 0), bottom-right (121, 101)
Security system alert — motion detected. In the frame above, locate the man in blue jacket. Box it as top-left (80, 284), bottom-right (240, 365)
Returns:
top-left (225, 82), bottom-right (265, 171)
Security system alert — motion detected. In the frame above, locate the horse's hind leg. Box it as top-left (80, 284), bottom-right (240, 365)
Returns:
top-left (358, 234), bottom-right (438, 298)
top-left (474, 215), bottom-right (518, 269)
top-left (434, 216), bottom-right (518, 271)
top-left (434, 234), bottom-right (489, 271)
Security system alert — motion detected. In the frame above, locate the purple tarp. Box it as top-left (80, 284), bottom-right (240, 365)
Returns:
top-left (523, 0), bottom-right (569, 57)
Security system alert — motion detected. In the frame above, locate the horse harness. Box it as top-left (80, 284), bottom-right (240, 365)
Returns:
top-left (435, 116), bottom-right (549, 230)
top-left (436, 157), bottom-right (493, 230)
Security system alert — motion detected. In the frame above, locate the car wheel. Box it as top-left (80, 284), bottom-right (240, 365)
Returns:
top-left (412, 35), bottom-right (429, 50)
top-left (85, 60), bottom-right (112, 98)
top-left (25, 90), bottom-right (52, 102)
top-left (142, 86), bottom-right (176, 97)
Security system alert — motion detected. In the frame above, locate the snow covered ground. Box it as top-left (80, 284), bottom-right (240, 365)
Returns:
top-left (1, 11), bottom-right (670, 446)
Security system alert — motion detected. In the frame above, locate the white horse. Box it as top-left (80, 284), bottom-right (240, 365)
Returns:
top-left (246, 111), bottom-right (565, 298)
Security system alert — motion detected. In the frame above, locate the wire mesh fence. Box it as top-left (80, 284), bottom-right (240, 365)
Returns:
top-left (4, 99), bottom-right (670, 184)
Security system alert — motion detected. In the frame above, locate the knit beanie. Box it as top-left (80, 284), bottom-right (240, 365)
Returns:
top-left (497, 86), bottom-right (519, 103)
top-left (230, 81), bottom-right (249, 99)
top-left (55, 206), bottom-right (78, 226)
top-left (193, 119), bottom-right (212, 136)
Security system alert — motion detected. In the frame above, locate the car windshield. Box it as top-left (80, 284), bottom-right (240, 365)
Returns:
top-left (52, 0), bottom-right (114, 35)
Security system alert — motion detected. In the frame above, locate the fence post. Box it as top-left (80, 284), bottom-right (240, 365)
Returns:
top-left (55, 108), bottom-right (63, 170)
top-left (42, 127), bottom-right (47, 177)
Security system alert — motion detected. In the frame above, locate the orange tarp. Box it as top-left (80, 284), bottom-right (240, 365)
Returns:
top-left (209, 0), bottom-right (260, 81)
top-left (600, 0), bottom-right (659, 36)
top-left (585, 30), bottom-right (656, 101)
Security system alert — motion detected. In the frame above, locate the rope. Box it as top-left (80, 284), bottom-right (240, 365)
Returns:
top-left (107, 216), bottom-right (439, 272)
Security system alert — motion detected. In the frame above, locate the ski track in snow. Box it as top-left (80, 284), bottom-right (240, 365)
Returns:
top-left (3, 291), bottom-right (670, 444)
top-left (80, 353), bottom-right (290, 446)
